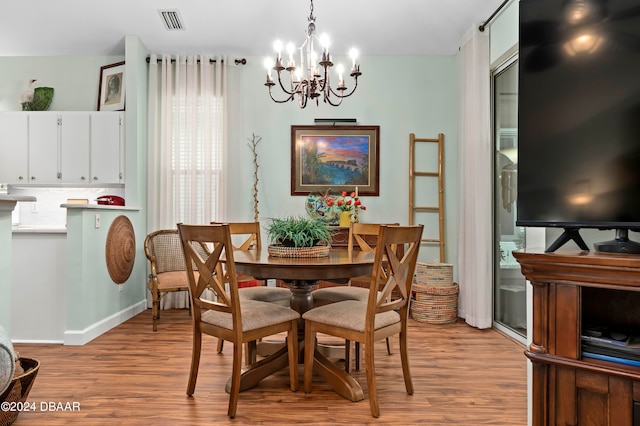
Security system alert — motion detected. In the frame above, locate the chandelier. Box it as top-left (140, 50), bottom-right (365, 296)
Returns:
top-left (264, 0), bottom-right (362, 108)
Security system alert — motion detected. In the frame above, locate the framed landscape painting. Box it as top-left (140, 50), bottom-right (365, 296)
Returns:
top-left (291, 125), bottom-right (380, 196)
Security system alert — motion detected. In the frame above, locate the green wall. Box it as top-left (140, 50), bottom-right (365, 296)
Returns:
top-left (64, 208), bottom-right (146, 343)
top-left (229, 55), bottom-right (460, 264)
top-left (0, 37), bottom-right (463, 339)
top-left (0, 206), bottom-right (14, 330)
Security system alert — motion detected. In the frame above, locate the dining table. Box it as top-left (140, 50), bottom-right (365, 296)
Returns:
top-left (225, 247), bottom-right (375, 402)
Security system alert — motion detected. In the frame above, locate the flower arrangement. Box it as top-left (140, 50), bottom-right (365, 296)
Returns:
top-left (326, 189), bottom-right (366, 225)
top-left (327, 191), bottom-right (366, 213)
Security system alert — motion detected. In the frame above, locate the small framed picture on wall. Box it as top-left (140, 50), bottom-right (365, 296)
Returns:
top-left (97, 61), bottom-right (125, 111)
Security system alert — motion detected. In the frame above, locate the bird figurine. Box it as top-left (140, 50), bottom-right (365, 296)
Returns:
top-left (20, 79), bottom-right (37, 110)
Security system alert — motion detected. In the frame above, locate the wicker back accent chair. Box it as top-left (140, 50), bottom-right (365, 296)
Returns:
top-left (144, 229), bottom-right (198, 332)
top-left (177, 223), bottom-right (299, 418)
top-left (303, 225), bottom-right (423, 418)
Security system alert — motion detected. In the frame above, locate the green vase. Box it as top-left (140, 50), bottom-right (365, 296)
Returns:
top-left (31, 87), bottom-right (54, 111)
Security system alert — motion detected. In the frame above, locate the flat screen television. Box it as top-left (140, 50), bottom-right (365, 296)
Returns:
top-left (517, 0), bottom-right (640, 253)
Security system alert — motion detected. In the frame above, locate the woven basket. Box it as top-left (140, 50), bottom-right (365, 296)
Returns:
top-left (415, 262), bottom-right (454, 286)
top-left (105, 215), bottom-right (136, 284)
top-left (0, 358), bottom-right (40, 426)
top-left (411, 262), bottom-right (458, 324)
top-left (411, 282), bottom-right (459, 324)
top-left (267, 244), bottom-right (331, 258)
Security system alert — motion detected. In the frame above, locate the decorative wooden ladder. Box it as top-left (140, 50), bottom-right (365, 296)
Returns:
top-left (409, 133), bottom-right (445, 262)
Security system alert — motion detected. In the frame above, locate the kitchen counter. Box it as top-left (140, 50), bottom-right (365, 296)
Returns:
top-left (61, 203), bottom-right (139, 211)
top-left (12, 225), bottom-right (67, 234)
top-left (0, 195), bottom-right (36, 211)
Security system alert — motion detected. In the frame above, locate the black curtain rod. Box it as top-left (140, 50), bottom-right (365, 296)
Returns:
top-left (479, 0), bottom-right (511, 32)
top-left (145, 56), bottom-right (247, 65)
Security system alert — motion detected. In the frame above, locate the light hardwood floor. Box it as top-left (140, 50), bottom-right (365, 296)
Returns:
top-left (11, 309), bottom-right (527, 425)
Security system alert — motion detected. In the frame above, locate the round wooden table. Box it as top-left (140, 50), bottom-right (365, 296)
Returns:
top-left (228, 248), bottom-right (375, 402)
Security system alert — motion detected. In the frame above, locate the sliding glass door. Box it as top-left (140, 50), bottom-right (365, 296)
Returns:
top-left (492, 58), bottom-right (527, 340)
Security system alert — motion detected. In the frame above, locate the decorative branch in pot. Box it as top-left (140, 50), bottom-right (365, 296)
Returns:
top-left (265, 216), bottom-right (332, 258)
top-left (248, 133), bottom-right (261, 222)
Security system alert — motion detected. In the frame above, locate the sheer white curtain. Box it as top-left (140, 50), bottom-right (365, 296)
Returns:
top-left (457, 26), bottom-right (492, 329)
top-left (147, 54), bottom-right (228, 231)
top-left (147, 54), bottom-right (229, 308)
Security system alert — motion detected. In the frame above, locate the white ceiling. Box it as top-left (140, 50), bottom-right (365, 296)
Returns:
top-left (1, 0), bottom-right (505, 57)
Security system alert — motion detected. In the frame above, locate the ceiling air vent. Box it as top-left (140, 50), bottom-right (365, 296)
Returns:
top-left (159, 9), bottom-right (185, 31)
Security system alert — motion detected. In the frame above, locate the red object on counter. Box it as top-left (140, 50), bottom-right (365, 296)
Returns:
top-left (96, 195), bottom-right (125, 206)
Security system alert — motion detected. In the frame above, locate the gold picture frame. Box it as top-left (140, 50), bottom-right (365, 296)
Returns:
top-left (97, 61), bottom-right (125, 111)
top-left (291, 125), bottom-right (380, 196)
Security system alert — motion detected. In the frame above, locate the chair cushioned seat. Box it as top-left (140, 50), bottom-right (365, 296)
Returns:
top-left (147, 270), bottom-right (197, 291)
top-left (201, 299), bottom-right (299, 332)
top-left (302, 300), bottom-right (400, 332)
top-left (311, 286), bottom-right (371, 303)
top-left (239, 286), bottom-right (291, 306)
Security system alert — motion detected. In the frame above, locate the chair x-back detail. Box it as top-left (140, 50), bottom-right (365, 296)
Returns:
top-left (312, 222), bottom-right (399, 370)
top-left (211, 222), bottom-right (291, 357)
top-left (177, 223), bottom-right (299, 418)
top-left (211, 222), bottom-right (290, 304)
top-left (302, 224), bottom-right (423, 418)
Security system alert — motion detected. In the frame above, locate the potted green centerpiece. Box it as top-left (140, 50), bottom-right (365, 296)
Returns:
top-left (265, 215), bottom-right (332, 258)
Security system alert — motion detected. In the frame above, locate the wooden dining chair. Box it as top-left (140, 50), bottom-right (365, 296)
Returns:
top-left (177, 223), bottom-right (299, 418)
top-left (311, 222), bottom-right (398, 370)
top-left (212, 222), bottom-right (291, 357)
top-left (144, 229), bottom-right (192, 332)
top-left (303, 224), bottom-right (423, 418)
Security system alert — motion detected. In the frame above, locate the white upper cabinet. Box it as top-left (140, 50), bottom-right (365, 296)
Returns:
top-left (59, 113), bottom-right (90, 184)
top-left (0, 113), bottom-right (29, 184)
top-left (0, 111), bottom-right (124, 186)
top-left (90, 112), bottom-right (123, 184)
top-left (26, 112), bottom-right (60, 183)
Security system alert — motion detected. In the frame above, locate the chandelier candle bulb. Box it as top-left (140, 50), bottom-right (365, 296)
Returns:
top-left (274, 40), bottom-right (283, 58)
top-left (264, 58), bottom-right (275, 85)
top-left (337, 64), bottom-right (345, 89)
top-left (287, 43), bottom-right (295, 68)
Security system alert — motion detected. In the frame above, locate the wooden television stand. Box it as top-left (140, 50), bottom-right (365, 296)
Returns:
top-left (514, 249), bottom-right (640, 426)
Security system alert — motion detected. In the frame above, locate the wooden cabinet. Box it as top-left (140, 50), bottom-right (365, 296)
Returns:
top-left (514, 250), bottom-right (640, 426)
top-left (328, 226), bottom-right (351, 247)
top-left (0, 111), bottom-right (124, 186)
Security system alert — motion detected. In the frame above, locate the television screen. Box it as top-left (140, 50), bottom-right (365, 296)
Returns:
top-left (517, 0), bottom-right (640, 252)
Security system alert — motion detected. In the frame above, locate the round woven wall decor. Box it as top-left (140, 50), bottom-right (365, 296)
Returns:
top-left (105, 215), bottom-right (136, 284)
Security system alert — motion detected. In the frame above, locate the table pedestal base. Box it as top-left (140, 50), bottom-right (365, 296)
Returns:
top-left (224, 277), bottom-right (364, 402)
top-left (225, 344), bottom-right (364, 402)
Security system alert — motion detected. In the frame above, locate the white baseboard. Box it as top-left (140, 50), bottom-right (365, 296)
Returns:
top-left (62, 300), bottom-right (147, 346)
top-left (11, 338), bottom-right (65, 345)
